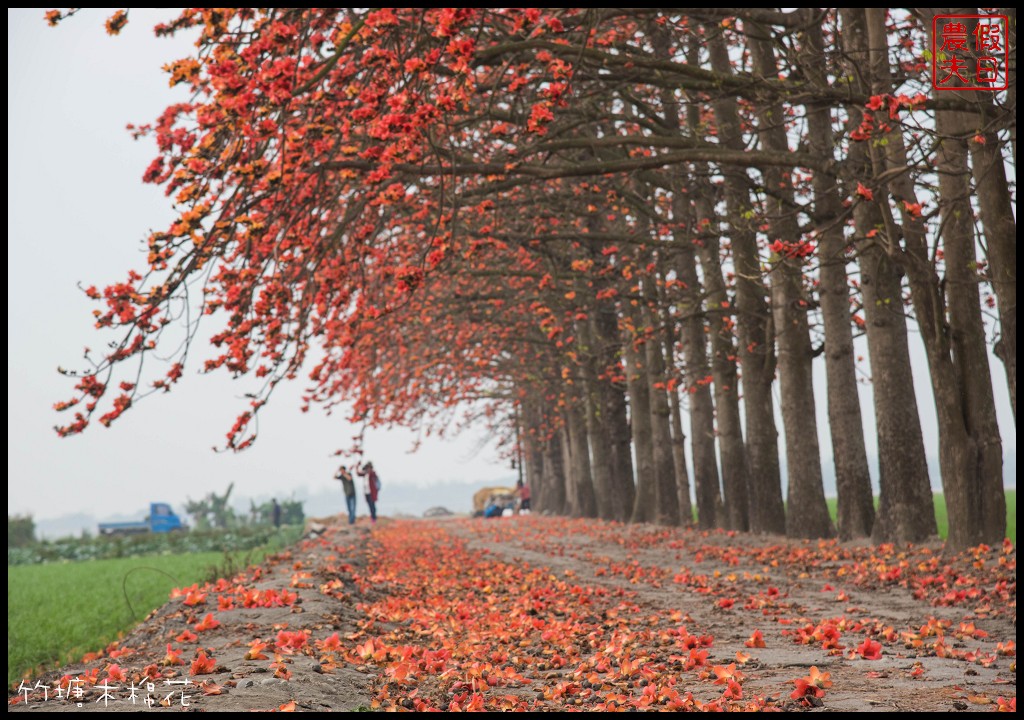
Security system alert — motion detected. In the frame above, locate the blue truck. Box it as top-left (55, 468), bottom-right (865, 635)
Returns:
top-left (98, 503), bottom-right (186, 535)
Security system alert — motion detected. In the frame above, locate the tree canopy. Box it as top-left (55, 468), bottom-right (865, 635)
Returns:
top-left (52, 8), bottom-right (1016, 549)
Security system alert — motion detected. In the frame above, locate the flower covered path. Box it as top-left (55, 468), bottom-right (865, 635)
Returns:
top-left (10, 516), bottom-right (1016, 712)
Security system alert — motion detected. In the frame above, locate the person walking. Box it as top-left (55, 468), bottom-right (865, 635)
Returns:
top-left (357, 462), bottom-right (380, 523)
top-left (272, 498), bottom-right (282, 528)
top-left (334, 466), bottom-right (357, 525)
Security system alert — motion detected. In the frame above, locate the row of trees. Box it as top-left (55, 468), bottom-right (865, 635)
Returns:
top-left (55, 8), bottom-right (1014, 549)
top-left (8, 515), bottom-right (36, 548)
top-left (184, 484), bottom-right (304, 528)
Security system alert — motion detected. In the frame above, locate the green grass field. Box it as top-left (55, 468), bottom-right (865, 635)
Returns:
top-left (7, 553), bottom-right (237, 686)
top-left (7, 528), bottom-right (302, 686)
top-left (826, 490), bottom-right (1016, 543)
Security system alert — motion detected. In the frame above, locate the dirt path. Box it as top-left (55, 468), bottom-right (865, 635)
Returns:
top-left (8, 516), bottom-right (1017, 712)
top-left (449, 518), bottom-right (1016, 712)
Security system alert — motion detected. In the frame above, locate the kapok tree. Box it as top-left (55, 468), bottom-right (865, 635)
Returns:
top-left (50, 8), bottom-right (1011, 548)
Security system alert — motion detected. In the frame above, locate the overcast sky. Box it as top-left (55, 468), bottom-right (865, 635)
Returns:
top-left (7, 9), bottom-right (516, 522)
top-left (7, 9), bottom-right (1015, 525)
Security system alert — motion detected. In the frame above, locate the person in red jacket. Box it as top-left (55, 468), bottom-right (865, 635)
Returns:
top-left (517, 479), bottom-right (531, 514)
top-left (357, 462), bottom-right (381, 522)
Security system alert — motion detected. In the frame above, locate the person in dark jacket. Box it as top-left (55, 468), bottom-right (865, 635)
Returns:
top-left (334, 466), bottom-right (357, 524)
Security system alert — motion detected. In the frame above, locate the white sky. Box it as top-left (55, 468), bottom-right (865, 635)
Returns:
top-left (6, 9), bottom-right (514, 522)
top-left (7, 9), bottom-right (1015, 524)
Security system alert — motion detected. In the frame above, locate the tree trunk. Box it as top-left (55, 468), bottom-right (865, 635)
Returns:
top-left (593, 296), bottom-right (636, 520)
top-left (707, 29), bottom-right (785, 534)
top-left (800, 13), bottom-right (875, 539)
top-left (659, 45), bottom-right (721, 529)
top-left (624, 317), bottom-right (657, 524)
top-left (966, 82), bottom-right (1017, 423)
top-left (579, 320), bottom-right (616, 519)
top-left (642, 278), bottom-right (686, 526)
top-left (565, 398), bottom-right (598, 518)
top-left (858, 237), bottom-right (937, 544)
top-left (560, 419), bottom-right (577, 513)
top-left (866, 8), bottom-right (1005, 548)
top-left (671, 195), bottom-right (723, 528)
top-left (694, 198), bottom-right (750, 531)
top-left (841, 8), bottom-right (936, 543)
top-left (931, 58), bottom-right (1007, 548)
top-left (659, 316), bottom-right (695, 526)
top-left (521, 398), bottom-right (544, 512)
top-left (749, 26), bottom-right (834, 539)
top-left (542, 421), bottom-right (567, 516)
top-left (1005, 6), bottom-right (1017, 166)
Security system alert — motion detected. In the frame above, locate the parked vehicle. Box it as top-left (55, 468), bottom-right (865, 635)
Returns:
top-left (98, 503), bottom-right (186, 535)
top-left (472, 486), bottom-right (517, 518)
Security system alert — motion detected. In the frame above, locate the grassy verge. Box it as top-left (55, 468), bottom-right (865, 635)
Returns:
top-left (825, 490), bottom-right (1016, 543)
top-left (8, 527), bottom-right (302, 686)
